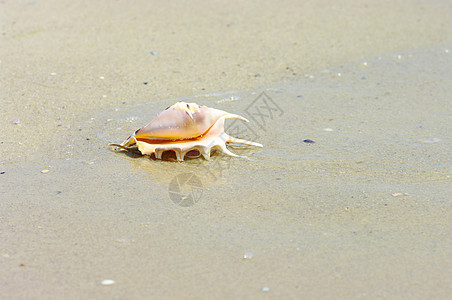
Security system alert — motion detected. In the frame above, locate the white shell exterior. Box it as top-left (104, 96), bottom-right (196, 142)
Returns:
top-left (110, 101), bottom-right (262, 161)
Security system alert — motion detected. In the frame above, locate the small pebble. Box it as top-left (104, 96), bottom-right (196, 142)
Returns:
top-left (243, 252), bottom-right (254, 259)
top-left (101, 279), bottom-right (115, 286)
top-left (303, 139), bottom-right (315, 144)
top-left (0, 171), bottom-right (5, 175)
top-left (12, 120), bottom-right (20, 125)
top-left (41, 169), bottom-right (49, 173)
top-left (391, 192), bottom-right (407, 197)
top-left (323, 128), bottom-right (334, 132)
top-left (420, 138), bottom-right (441, 144)
top-left (99, 76), bottom-right (105, 80)
top-left (50, 72), bottom-right (57, 76)
top-left (150, 51), bottom-right (158, 55)
top-left (262, 287), bottom-right (270, 292)
top-left (115, 238), bottom-right (129, 243)
top-left (126, 116), bottom-right (138, 122)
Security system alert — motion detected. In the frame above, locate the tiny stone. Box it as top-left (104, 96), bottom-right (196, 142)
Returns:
top-left (323, 128), bottom-right (334, 132)
top-left (0, 171), bottom-right (5, 175)
top-left (243, 252), bottom-right (254, 259)
top-left (262, 287), bottom-right (270, 292)
top-left (101, 279), bottom-right (115, 286)
top-left (391, 192), bottom-right (406, 197)
top-left (50, 72), bottom-right (57, 76)
top-left (12, 120), bottom-right (20, 125)
top-left (41, 169), bottom-right (49, 173)
top-left (126, 116), bottom-right (139, 122)
top-left (150, 51), bottom-right (158, 55)
top-left (420, 138), bottom-right (441, 144)
top-left (303, 139), bottom-right (315, 144)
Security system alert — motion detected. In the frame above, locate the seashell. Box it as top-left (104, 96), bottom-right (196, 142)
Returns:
top-left (110, 101), bottom-right (263, 161)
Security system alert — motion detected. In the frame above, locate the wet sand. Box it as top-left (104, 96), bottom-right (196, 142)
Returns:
top-left (1, 0), bottom-right (451, 299)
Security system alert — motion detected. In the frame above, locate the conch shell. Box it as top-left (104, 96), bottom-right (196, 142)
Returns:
top-left (110, 101), bottom-right (263, 161)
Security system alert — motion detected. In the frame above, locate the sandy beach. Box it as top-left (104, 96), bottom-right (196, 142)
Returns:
top-left (1, 0), bottom-right (451, 299)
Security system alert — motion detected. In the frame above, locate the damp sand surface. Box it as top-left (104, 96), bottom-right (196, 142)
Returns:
top-left (1, 1), bottom-right (452, 299)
